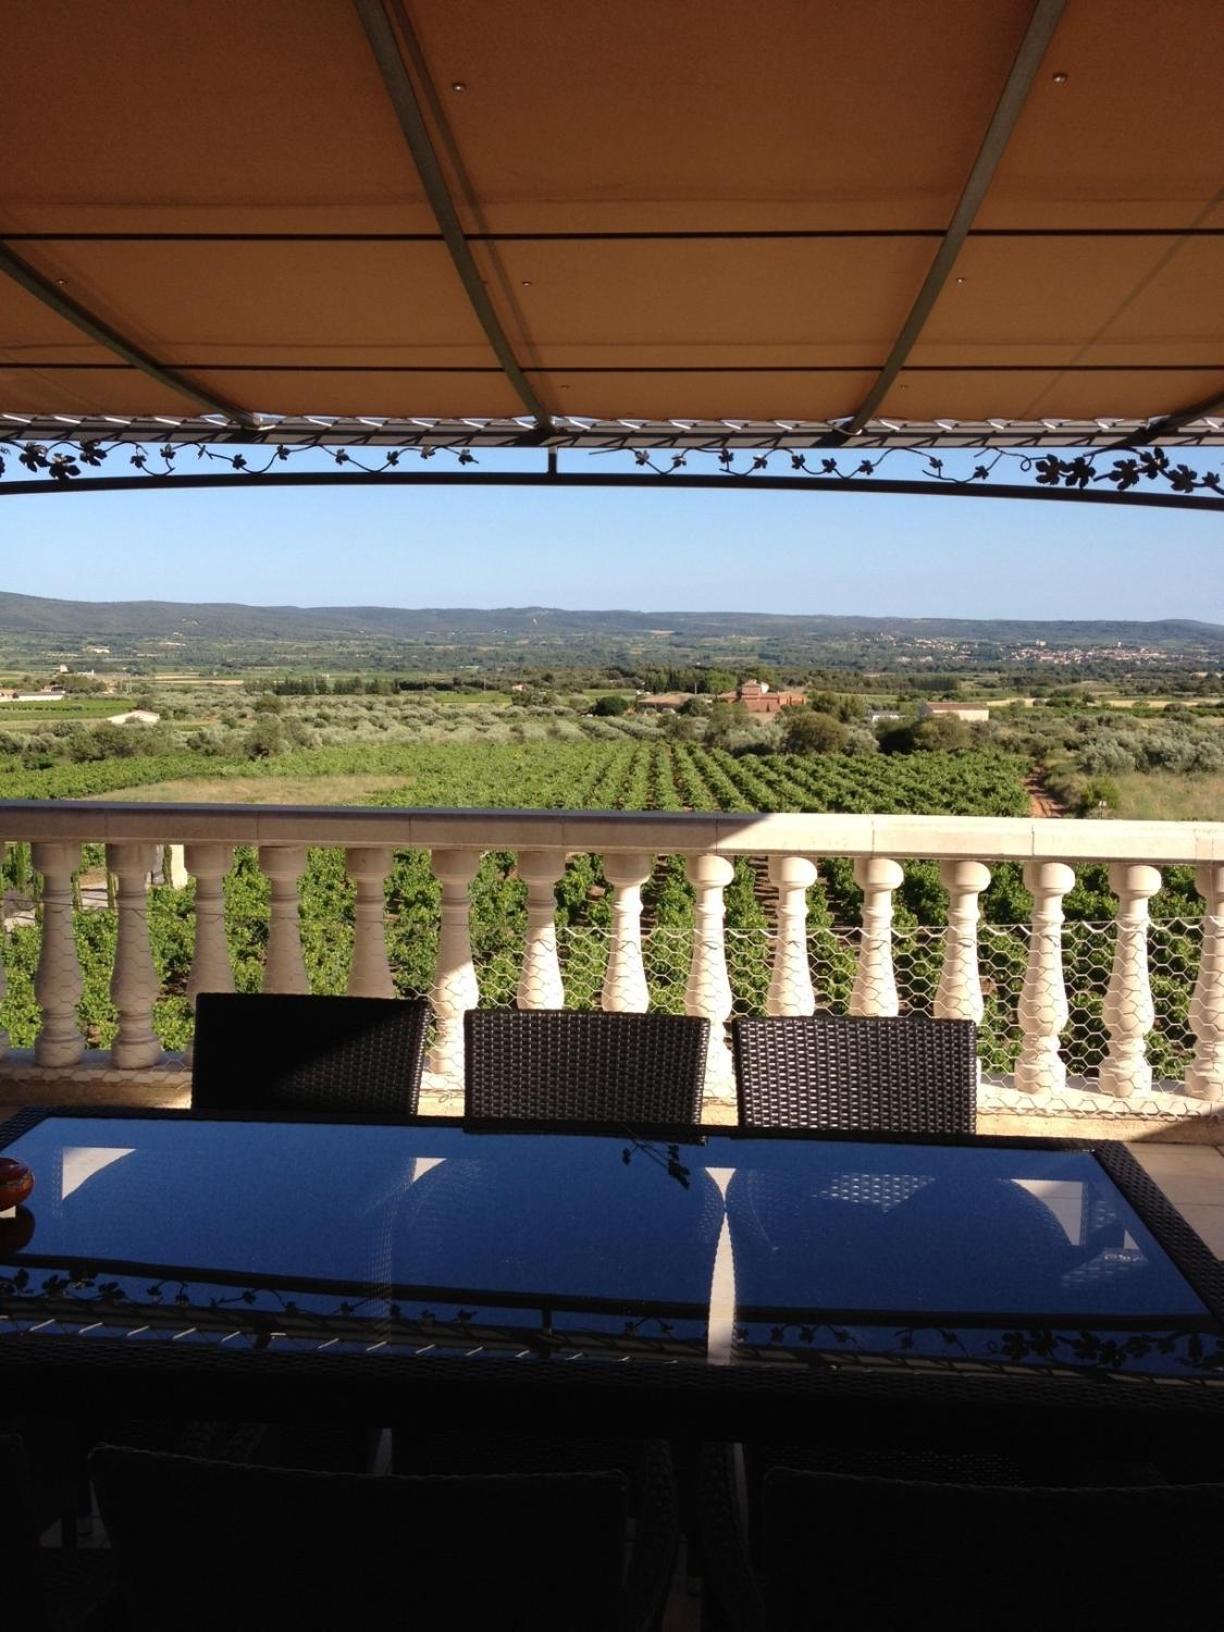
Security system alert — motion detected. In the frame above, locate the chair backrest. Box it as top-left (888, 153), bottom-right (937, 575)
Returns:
top-left (464, 1009), bottom-right (709, 1122)
top-left (0, 1435), bottom-right (48, 1629)
top-left (91, 1444), bottom-right (628, 1631)
top-left (191, 992), bottom-right (428, 1115)
top-left (762, 1467), bottom-right (1224, 1625)
top-left (731, 1015), bottom-right (976, 1133)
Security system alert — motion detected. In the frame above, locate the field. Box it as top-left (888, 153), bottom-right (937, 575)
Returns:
top-left (1106, 773), bottom-right (1224, 822)
top-left (1, 664), bottom-right (1215, 1084)
top-left (4, 740), bottom-right (1029, 817)
top-left (93, 774), bottom-right (421, 805)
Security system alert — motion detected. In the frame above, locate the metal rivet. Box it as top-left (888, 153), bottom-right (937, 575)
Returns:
top-left (450, 81), bottom-right (467, 92)
top-left (1052, 71), bottom-right (1068, 84)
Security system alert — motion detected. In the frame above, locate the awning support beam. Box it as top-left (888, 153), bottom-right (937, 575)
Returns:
top-left (837, 0), bottom-right (1065, 439)
top-left (0, 242), bottom-right (256, 428)
top-left (1115, 388), bottom-right (1224, 449)
top-left (354, 0), bottom-right (549, 425)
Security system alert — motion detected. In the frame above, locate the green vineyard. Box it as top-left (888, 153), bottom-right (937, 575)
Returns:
top-left (0, 741), bottom-right (1029, 816)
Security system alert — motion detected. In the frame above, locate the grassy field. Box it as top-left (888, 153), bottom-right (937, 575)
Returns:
top-left (1110, 772), bottom-right (1224, 821)
top-left (93, 773), bottom-right (418, 805)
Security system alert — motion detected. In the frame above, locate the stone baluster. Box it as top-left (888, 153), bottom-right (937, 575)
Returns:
top-left (601, 852), bottom-right (653, 1013)
top-left (1015, 861), bottom-right (1074, 1095)
top-left (516, 850), bottom-right (567, 1010)
top-left (934, 859), bottom-right (991, 1023)
top-left (428, 848), bottom-right (481, 1084)
top-left (345, 846), bottom-right (396, 999)
top-left (259, 845), bottom-right (309, 994)
top-left (0, 842), bottom-right (7, 1060)
top-left (1188, 861), bottom-right (1224, 1102)
top-left (766, 855), bottom-right (817, 1016)
top-left (106, 842), bottom-right (163, 1068)
top-left (850, 857), bottom-right (903, 1017)
top-left (1098, 862), bottom-right (1161, 1097)
top-left (685, 853), bottom-right (736, 1094)
top-left (31, 841), bottom-right (85, 1066)
top-left (184, 842), bottom-right (234, 1061)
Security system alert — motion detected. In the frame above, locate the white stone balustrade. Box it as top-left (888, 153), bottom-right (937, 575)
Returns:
top-left (935, 859), bottom-right (991, 1023)
top-left (1015, 861), bottom-right (1075, 1095)
top-left (345, 846), bottom-right (396, 999)
top-left (767, 854), bottom-right (817, 1016)
top-left (1, 806), bottom-right (1224, 1127)
top-left (106, 842), bottom-right (163, 1069)
top-left (1188, 861), bottom-right (1224, 1102)
top-left (685, 852), bottom-right (736, 1093)
top-left (601, 852), bottom-right (653, 1013)
top-left (850, 856), bottom-right (903, 1017)
top-left (184, 841), bottom-right (234, 1063)
top-left (259, 845), bottom-right (309, 995)
top-left (1098, 862), bottom-right (1162, 1097)
top-left (516, 849), bottom-right (567, 1010)
top-left (429, 847), bottom-right (481, 1085)
top-left (30, 840), bottom-right (85, 1067)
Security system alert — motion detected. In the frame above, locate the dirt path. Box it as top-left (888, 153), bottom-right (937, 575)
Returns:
top-left (1025, 767), bottom-right (1065, 818)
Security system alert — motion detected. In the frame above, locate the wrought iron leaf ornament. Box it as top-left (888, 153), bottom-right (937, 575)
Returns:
top-left (0, 427), bottom-right (1219, 508)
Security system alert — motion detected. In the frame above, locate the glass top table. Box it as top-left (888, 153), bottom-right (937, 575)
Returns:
top-left (2, 1109), bottom-right (1221, 1397)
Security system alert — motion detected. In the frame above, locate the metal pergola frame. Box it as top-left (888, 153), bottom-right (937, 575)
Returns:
top-left (2, 0), bottom-right (1223, 472)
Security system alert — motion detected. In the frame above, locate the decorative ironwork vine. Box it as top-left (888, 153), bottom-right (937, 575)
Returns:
top-left (0, 432), bottom-right (1220, 505)
top-left (0, 436), bottom-right (478, 485)
top-left (629, 442), bottom-right (1224, 500)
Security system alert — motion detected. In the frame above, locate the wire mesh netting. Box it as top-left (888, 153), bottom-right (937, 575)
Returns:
top-left (0, 853), bottom-right (1208, 1100)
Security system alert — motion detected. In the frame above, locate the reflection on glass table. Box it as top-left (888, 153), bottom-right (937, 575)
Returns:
top-left (724, 1140), bottom-right (1214, 1377)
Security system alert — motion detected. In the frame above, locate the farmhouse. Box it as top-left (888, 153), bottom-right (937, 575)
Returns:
top-left (718, 679), bottom-right (807, 715)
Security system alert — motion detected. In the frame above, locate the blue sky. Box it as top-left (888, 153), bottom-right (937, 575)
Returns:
top-left (1, 450), bottom-right (1219, 621)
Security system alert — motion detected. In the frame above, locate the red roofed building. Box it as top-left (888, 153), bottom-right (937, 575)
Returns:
top-left (718, 679), bottom-right (807, 715)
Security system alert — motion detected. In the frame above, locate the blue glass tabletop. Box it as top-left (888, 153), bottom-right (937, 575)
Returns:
top-left (0, 1113), bottom-right (1215, 1379)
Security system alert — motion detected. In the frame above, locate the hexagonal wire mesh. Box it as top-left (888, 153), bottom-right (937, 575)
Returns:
top-left (0, 853), bottom-right (1207, 1100)
top-left (480, 919), bottom-right (1200, 1094)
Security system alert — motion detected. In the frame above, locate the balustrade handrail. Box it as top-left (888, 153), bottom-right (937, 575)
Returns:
top-left (1, 800), bottom-right (1223, 864)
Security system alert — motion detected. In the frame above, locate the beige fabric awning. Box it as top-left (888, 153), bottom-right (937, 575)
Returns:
top-left (1, 0), bottom-right (1221, 442)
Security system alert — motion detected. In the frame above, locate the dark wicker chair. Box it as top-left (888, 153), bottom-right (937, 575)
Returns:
top-left (391, 1434), bottom-right (679, 1630)
top-left (731, 1014), bottom-right (977, 1133)
top-left (0, 1434), bottom-right (116, 1631)
top-left (91, 1443), bottom-right (648, 1631)
top-left (700, 1452), bottom-right (1224, 1629)
top-left (191, 992), bottom-right (428, 1115)
top-left (464, 1008), bottom-right (709, 1122)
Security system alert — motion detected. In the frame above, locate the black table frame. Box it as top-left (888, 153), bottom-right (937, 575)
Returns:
top-left (3, 1105), bottom-right (1224, 1447)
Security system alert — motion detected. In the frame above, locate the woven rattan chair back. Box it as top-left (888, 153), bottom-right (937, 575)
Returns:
top-left (191, 992), bottom-right (428, 1115)
top-left (464, 1009), bottom-right (708, 1122)
top-left (731, 1014), bottom-right (976, 1133)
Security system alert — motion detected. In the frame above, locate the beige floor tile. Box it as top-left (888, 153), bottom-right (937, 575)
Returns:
top-left (1127, 1144), bottom-right (1224, 1203)
top-left (1171, 1204), bottom-right (1224, 1257)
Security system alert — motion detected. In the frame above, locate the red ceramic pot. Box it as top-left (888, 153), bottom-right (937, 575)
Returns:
top-left (0, 1157), bottom-right (34, 1211)
top-left (0, 1208), bottom-right (35, 1251)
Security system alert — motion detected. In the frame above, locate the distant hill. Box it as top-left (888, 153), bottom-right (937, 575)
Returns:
top-left (1, 591), bottom-right (1222, 649)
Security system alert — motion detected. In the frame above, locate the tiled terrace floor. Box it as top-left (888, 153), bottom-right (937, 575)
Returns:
top-left (1127, 1142), bottom-right (1224, 1255)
